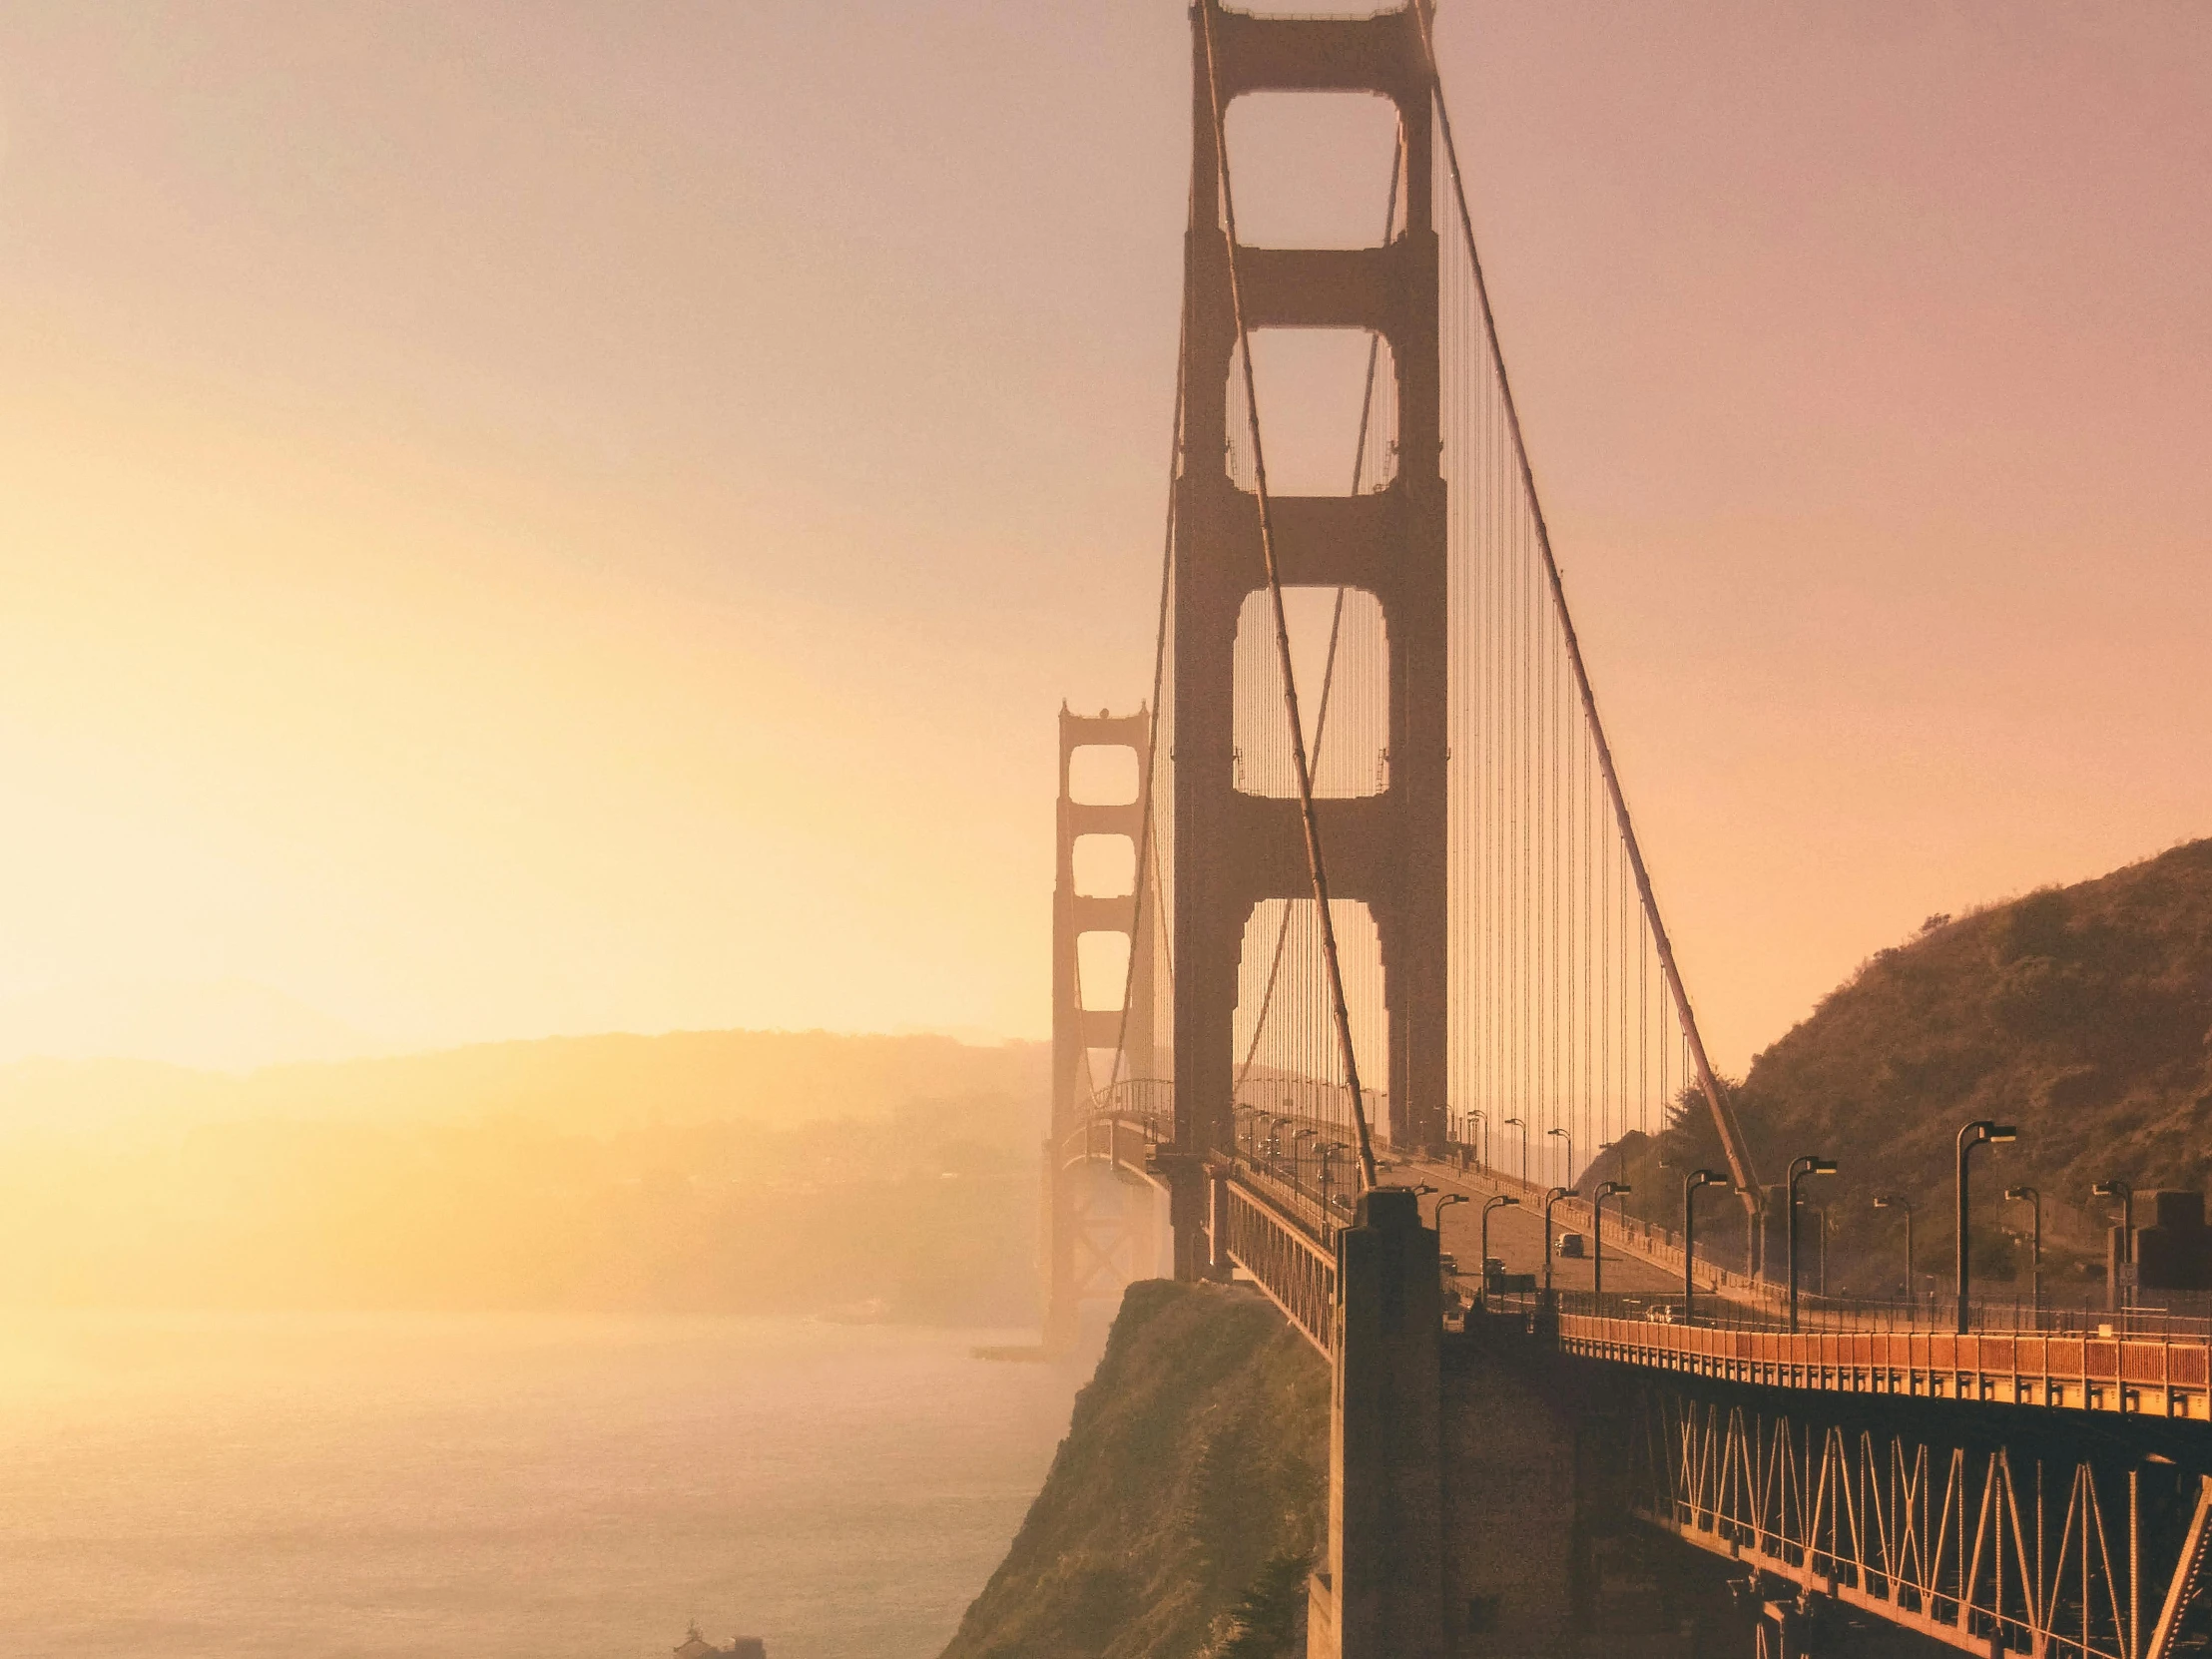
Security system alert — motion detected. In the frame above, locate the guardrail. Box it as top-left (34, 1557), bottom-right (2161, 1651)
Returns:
top-left (1221, 1176), bottom-right (1336, 1358)
top-left (1529, 1293), bottom-right (2212, 1420)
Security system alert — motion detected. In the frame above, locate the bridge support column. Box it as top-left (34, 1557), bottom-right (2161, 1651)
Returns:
top-left (1156, 1154), bottom-right (1212, 1284)
top-left (1207, 1164), bottom-right (1234, 1280)
top-left (1310, 1187), bottom-right (1444, 1659)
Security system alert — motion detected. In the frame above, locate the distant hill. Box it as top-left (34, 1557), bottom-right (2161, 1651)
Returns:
top-left (1651, 837), bottom-right (2212, 1298)
top-left (0, 1028), bottom-right (1048, 1322)
top-left (0, 1027), bottom-right (1044, 1140)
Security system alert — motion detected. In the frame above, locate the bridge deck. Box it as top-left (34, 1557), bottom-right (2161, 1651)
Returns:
top-left (1214, 1144), bottom-right (2212, 1420)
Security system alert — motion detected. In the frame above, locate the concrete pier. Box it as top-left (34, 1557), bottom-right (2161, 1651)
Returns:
top-left (1311, 1187), bottom-right (1445, 1659)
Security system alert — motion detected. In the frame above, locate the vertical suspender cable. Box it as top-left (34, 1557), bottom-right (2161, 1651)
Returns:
top-left (1198, 0), bottom-right (1379, 1192)
top-left (1413, 1), bottom-right (1763, 1221)
top-left (1107, 251), bottom-right (1192, 1104)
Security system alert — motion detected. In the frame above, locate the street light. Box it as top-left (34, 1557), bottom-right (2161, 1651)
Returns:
top-left (1504, 1116), bottom-right (1529, 1187)
top-left (1808, 1205), bottom-right (1829, 1298)
top-left (1683, 1169), bottom-right (1728, 1324)
top-left (1955, 1120), bottom-right (2018, 1334)
top-left (1874, 1195), bottom-right (1915, 1306)
top-left (1433, 1191), bottom-right (1467, 1228)
top-left (1541, 1185), bottom-right (1571, 1301)
top-left (1470, 1108), bottom-right (1490, 1172)
top-left (2093, 1179), bottom-right (2135, 1314)
top-left (1788, 1155), bottom-right (1838, 1333)
top-left (1593, 1181), bottom-right (1632, 1303)
top-left (1548, 1127), bottom-right (1575, 1195)
top-left (1319, 1141), bottom-right (1347, 1227)
top-left (1480, 1195), bottom-right (1519, 1301)
top-left (2006, 1186), bottom-right (2042, 1322)
top-left (1293, 1128), bottom-right (1321, 1198)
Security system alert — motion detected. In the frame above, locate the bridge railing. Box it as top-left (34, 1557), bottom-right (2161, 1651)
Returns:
top-left (1072, 1077), bottom-right (1177, 1127)
top-left (1475, 1289), bottom-right (2212, 1420)
top-left (1222, 1141), bottom-right (1351, 1247)
top-left (1220, 1176), bottom-right (1336, 1358)
top-left (1489, 1286), bottom-right (2212, 1341)
top-left (1058, 1105), bottom-right (1174, 1181)
top-left (1783, 1292), bottom-right (2212, 1342)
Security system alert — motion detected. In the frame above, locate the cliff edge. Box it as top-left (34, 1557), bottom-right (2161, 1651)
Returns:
top-left (940, 1280), bottom-right (1327, 1659)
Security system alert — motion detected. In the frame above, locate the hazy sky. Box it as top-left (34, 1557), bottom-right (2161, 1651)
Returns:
top-left (0, 2), bottom-right (2205, 1068)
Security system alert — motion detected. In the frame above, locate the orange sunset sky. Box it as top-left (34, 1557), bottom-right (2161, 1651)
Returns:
top-left (0, 2), bottom-right (2206, 1073)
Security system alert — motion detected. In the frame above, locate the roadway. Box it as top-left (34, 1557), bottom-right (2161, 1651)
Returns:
top-left (1398, 1154), bottom-right (1684, 1299)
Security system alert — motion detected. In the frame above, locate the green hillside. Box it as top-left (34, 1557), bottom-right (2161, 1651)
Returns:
top-left (1655, 838), bottom-right (2212, 1299)
top-left (941, 1281), bottom-right (1327, 1659)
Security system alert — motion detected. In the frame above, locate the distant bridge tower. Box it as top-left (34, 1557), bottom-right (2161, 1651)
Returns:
top-left (1170, 3), bottom-right (1447, 1274)
top-left (1044, 705), bottom-right (1160, 1349)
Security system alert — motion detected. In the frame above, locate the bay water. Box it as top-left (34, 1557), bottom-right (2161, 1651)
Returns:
top-left (0, 1310), bottom-right (1089, 1659)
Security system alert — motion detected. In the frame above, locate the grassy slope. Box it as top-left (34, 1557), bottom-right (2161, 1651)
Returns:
top-left (1658, 837), bottom-right (2212, 1290)
top-left (941, 1281), bottom-right (1329, 1659)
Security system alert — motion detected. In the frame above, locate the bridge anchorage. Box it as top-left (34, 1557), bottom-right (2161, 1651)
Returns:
top-left (1044, 4), bottom-right (2211, 1656)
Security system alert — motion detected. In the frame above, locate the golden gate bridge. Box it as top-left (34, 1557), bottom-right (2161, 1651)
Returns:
top-left (1041, 6), bottom-right (2211, 1657)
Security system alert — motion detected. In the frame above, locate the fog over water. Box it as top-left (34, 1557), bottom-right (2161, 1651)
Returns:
top-left (0, 1311), bottom-right (1088, 1659)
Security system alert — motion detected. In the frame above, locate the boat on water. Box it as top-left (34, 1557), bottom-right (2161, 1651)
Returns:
top-left (673, 1623), bottom-right (767, 1659)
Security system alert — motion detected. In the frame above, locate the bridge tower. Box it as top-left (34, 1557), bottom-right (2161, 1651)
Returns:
top-left (1170, 2), bottom-right (1447, 1275)
top-left (1044, 706), bottom-right (1160, 1350)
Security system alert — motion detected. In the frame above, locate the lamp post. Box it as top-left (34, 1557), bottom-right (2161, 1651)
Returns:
top-left (2006, 1186), bottom-right (2042, 1323)
top-left (1873, 1194), bottom-right (1915, 1307)
top-left (1433, 1191), bottom-right (1467, 1300)
top-left (2093, 1179), bottom-right (2135, 1314)
top-left (1808, 1205), bottom-right (1828, 1298)
top-left (1541, 1185), bottom-right (1571, 1300)
top-left (1319, 1142), bottom-right (1344, 1229)
top-left (1788, 1155), bottom-right (1838, 1333)
top-left (1480, 1195), bottom-right (1518, 1301)
top-left (1683, 1169), bottom-right (1727, 1324)
top-left (1470, 1108), bottom-right (1489, 1172)
top-left (1594, 1181), bottom-right (1632, 1304)
top-left (1955, 1119), bottom-right (2018, 1334)
top-left (1504, 1116), bottom-right (1529, 1187)
top-left (1293, 1128), bottom-right (1321, 1201)
top-left (1548, 1127), bottom-right (1575, 1195)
